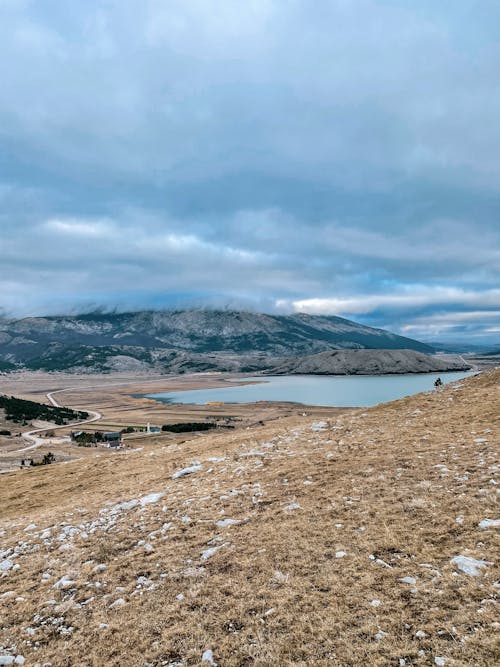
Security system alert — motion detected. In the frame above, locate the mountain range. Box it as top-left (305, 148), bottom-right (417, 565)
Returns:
top-left (0, 309), bottom-right (468, 374)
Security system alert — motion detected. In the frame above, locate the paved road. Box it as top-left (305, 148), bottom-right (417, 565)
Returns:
top-left (15, 388), bottom-right (102, 454)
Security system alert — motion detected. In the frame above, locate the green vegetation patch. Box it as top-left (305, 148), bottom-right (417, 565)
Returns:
top-left (161, 422), bottom-right (217, 433)
top-left (0, 394), bottom-right (88, 425)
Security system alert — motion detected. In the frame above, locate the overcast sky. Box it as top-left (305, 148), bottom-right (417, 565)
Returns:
top-left (1, 1), bottom-right (500, 342)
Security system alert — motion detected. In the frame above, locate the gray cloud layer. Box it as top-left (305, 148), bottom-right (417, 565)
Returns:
top-left (1, 1), bottom-right (499, 342)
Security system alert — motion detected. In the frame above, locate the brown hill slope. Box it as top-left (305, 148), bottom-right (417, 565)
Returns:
top-left (0, 371), bottom-right (499, 666)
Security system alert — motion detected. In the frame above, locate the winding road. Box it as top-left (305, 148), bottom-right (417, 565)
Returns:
top-left (15, 388), bottom-right (102, 454)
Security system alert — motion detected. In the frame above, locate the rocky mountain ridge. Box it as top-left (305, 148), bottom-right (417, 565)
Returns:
top-left (0, 309), bottom-right (449, 373)
top-left (269, 349), bottom-right (469, 375)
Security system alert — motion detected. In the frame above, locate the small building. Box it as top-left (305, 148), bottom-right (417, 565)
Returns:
top-left (103, 432), bottom-right (122, 448)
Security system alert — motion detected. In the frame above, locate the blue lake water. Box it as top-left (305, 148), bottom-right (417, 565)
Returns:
top-left (145, 371), bottom-right (475, 408)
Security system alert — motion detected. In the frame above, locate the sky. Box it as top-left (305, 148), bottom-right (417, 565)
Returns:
top-left (1, 0), bottom-right (500, 343)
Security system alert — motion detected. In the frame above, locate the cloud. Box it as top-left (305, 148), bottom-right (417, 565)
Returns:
top-left (45, 218), bottom-right (112, 238)
top-left (0, 2), bottom-right (499, 343)
top-left (284, 289), bottom-right (500, 317)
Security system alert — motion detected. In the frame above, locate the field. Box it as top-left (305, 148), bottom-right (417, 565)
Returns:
top-left (0, 370), bottom-right (498, 666)
top-left (0, 372), bottom-right (344, 473)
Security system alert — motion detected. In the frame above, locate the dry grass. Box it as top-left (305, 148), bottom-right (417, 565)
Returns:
top-left (0, 371), bottom-right (499, 666)
top-left (0, 371), bottom-right (343, 473)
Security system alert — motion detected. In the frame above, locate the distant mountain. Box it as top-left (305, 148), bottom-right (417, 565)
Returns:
top-left (428, 341), bottom-right (495, 354)
top-left (269, 349), bottom-right (469, 375)
top-left (0, 309), bottom-right (435, 373)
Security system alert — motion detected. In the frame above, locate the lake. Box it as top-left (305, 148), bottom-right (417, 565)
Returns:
top-left (145, 371), bottom-right (475, 408)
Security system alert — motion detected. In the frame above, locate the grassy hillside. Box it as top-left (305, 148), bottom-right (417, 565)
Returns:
top-left (0, 371), bottom-right (498, 666)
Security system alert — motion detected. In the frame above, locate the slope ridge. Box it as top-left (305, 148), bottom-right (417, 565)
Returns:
top-left (0, 371), bottom-right (498, 666)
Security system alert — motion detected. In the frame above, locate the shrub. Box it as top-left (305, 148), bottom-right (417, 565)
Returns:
top-left (161, 422), bottom-right (217, 433)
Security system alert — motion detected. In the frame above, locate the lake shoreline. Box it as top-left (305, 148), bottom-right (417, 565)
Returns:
top-left (145, 370), bottom-right (476, 408)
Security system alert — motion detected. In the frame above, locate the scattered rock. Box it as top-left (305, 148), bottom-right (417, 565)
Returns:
top-left (139, 493), bottom-right (164, 506)
top-left (53, 575), bottom-right (75, 590)
top-left (451, 556), bottom-right (492, 576)
top-left (201, 649), bottom-right (217, 666)
top-left (172, 464), bottom-right (203, 479)
top-left (283, 502), bottom-right (301, 512)
top-left (109, 597), bottom-right (126, 609)
top-left (201, 545), bottom-right (223, 561)
top-left (215, 519), bottom-right (241, 528)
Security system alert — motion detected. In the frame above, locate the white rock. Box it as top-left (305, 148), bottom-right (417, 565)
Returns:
top-left (109, 597), bottom-right (126, 609)
top-left (114, 499), bottom-right (139, 512)
top-left (14, 658), bottom-right (25, 666)
top-left (370, 599), bottom-right (381, 607)
top-left (0, 657), bottom-right (15, 666)
top-left (0, 559), bottom-right (14, 572)
top-left (216, 519), bottom-right (241, 528)
top-left (311, 421), bottom-right (327, 431)
top-left (283, 502), bottom-right (301, 512)
top-left (201, 649), bottom-right (217, 666)
top-left (172, 464), bottom-right (203, 479)
top-left (478, 519), bottom-right (500, 529)
top-left (53, 575), bottom-right (75, 590)
top-left (335, 551), bottom-right (347, 558)
top-left (415, 630), bottom-right (427, 638)
top-left (451, 555), bottom-right (492, 576)
top-left (400, 576), bottom-right (417, 585)
top-left (139, 492), bottom-right (164, 506)
top-left (434, 658), bottom-right (446, 666)
top-left (92, 564), bottom-right (107, 573)
top-left (201, 545), bottom-right (222, 561)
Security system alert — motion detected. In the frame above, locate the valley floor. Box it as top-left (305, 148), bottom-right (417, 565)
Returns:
top-left (0, 371), bottom-right (499, 666)
top-left (0, 372), bottom-right (343, 473)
